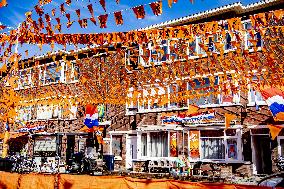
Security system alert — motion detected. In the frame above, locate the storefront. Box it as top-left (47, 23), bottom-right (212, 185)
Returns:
top-left (32, 133), bottom-right (62, 172)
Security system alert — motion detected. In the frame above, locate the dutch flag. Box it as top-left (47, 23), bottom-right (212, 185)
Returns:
top-left (261, 88), bottom-right (284, 121)
top-left (84, 104), bottom-right (99, 129)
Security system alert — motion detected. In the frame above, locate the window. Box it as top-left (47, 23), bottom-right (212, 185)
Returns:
top-left (45, 63), bottom-right (61, 83)
top-left (112, 135), bottom-right (123, 157)
top-left (199, 129), bottom-right (241, 161)
top-left (278, 137), bottom-right (284, 157)
top-left (248, 79), bottom-right (265, 105)
top-left (187, 38), bottom-right (196, 56)
top-left (149, 132), bottom-right (168, 157)
top-left (201, 138), bottom-right (225, 159)
top-left (169, 84), bottom-right (179, 107)
top-left (141, 133), bottom-right (147, 156)
top-left (18, 69), bottom-right (32, 88)
top-left (149, 40), bottom-right (168, 64)
top-left (200, 130), bottom-right (225, 160)
top-left (190, 77), bottom-right (220, 106)
top-left (224, 33), bottom-right (232, 50)
top-left (196, 36), bottom-right (206, 55)
top-left (16, 106), bottom-right (32, 122)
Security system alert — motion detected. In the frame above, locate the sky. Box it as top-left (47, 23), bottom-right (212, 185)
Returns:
top-left (0, 0), bottom-right (262, 58)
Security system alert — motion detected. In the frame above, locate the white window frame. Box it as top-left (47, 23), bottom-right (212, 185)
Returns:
top-left (277, 136), bottom-right (284, 157)
top-left (188, 129), bottom-right (243, 163)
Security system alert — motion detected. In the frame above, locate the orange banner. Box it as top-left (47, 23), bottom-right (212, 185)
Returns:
top-left (170, 132), bottom-right (177, 157)
top-left (189, 130), bottom-right (200, 159)
top-left (0, 172), bottom-right (270, 189)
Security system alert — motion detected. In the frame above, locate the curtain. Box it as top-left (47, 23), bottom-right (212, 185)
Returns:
top-left (150, 132), bottom-right (168, 157)
top-left (201, 138), bottom-right (225, 159)
top-left (141, 133), bottom-right (147, 156)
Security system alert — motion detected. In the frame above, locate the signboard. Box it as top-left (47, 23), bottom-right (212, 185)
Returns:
top-left (170, 132), bottom-right (177, 157)
top-left (189, 131), bottom-right (200, 159)
top-left (16, 122), bottom-right (46, 133)
top-left (161, 110), bottom-right (215, 125)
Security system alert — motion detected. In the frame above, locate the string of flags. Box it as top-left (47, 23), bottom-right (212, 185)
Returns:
top-left (38, 1), bottom-right (163, 29)
top-left (0, 2), bottom-right (283, 133)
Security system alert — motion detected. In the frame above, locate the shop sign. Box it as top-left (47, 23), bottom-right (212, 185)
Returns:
top-left (161, 110), bottom-right (215, 125)
top-left (17, 123), bottom-right (45, 133)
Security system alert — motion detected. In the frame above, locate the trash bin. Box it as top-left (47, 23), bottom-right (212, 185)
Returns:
top-left (103, 155), bottom-right (114, 171)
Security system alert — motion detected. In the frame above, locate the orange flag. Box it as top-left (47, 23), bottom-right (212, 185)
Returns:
top-left (225, 113), bottom-right (236, 129)
top-left (187, 105), bottom-right (199, 115)
top-left (0, 0), bottom-right (7, 7)
top-left (268, 125), bottom-right (283, 140)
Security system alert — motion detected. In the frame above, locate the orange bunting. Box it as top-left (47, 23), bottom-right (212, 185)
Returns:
top-left (150, 1), bottom-right (163, 16)
top-left (132, 5), bottom-right (146, 19)
top-left (98, 14), bottom-right (108, 28)
top-left (268, 125), bottom-right (283, 140)
top-left (114, 11), bottom-right (123, 25)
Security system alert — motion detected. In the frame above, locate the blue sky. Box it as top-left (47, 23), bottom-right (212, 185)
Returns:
top-left (0, 0), bottom-right (261, 58)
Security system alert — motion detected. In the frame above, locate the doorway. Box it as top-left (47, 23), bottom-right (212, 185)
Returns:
top-left (251, 134), bottom-right (272, 174)
top-left (125, 135), bottom-right (137, 169)
top-left (66, 135), bottom-right (75, 167)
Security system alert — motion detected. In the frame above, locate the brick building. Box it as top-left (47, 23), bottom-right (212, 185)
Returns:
top-left (108, 0), bottom-right (284, 176)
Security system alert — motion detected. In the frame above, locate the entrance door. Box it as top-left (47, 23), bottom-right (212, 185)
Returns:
top-left (66, 135), bottom-right (75, 166)
top-left (252, 135), bottom-right (272, 174)
top-left (125, 135), bottom-right (137, 169)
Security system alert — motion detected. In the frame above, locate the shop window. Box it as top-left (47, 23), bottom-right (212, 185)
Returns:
top-left (199, 129), bottom-right (241, 161)
top-left (149, 131), bottom-right (168, 157)
top-left (112, 135), bottom-right (123, 157)
top-left (201, 138), bottom-right (225, 160)
top-left (141, 133), bottom-right (147, 157)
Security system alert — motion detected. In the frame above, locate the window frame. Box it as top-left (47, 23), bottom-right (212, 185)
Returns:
top-left (188, 129), bottom-right (243, 163)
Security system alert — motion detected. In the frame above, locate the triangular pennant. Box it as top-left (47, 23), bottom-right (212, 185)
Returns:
top-left (114, 11), bottom-right (123, 25)
top-left (132, 5), bottom-right (146, 19)
top-left (268, 125), bottom-right (283, 140)
top-left (149, 1), bottom-right (162, 16)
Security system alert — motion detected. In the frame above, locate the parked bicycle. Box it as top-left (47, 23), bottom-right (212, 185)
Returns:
top-left (276, 156), bottom-right (284, 171)
top-left (10, 155), bottom-right (35, 173)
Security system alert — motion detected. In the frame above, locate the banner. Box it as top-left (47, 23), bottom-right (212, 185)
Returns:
top-left (170, 132), bottom-right (177, 157)
top-left (161, 110), bottom-right (215, 125)
top-left (189, 130), bottom-right (199, 159)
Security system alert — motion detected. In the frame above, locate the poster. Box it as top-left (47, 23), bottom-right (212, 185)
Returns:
top-left (227, 139), bottom-right (238, 159)
top-left (189, 131), bottom-right (200, 159)
top-left (170, 132), bottom-right (177, 157)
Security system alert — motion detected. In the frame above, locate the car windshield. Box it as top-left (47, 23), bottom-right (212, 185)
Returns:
top-left (259, 177), bottom-right (284, 187)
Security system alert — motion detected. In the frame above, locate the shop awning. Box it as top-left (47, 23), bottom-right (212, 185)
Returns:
top-left (0, 132), bottom-right (28, 140)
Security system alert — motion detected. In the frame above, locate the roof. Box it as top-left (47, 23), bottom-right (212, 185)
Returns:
top-left (139, 0), bottom-right (283, 30)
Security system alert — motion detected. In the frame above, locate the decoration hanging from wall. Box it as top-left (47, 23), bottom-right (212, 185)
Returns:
top-left (189, 130), bottom-right (199, 159)
top-left (170, 132), bottom-right (178, 157)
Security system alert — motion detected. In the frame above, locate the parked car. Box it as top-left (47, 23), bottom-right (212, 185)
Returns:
top-left (257, 172), bottom-right (284, 188)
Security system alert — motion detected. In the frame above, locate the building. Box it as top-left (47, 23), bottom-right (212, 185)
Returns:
top-left (108, 0), bottom-right (284, 176)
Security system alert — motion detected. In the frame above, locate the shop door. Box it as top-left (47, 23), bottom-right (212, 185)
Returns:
top-left (125, 135), bottom-right (137, 169)
top-left (66, 135), bottom-right (75, 166)
top-left (252, 135), bottom-right (272, 174)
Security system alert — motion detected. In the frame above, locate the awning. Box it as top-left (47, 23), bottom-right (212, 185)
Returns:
top-left (0, 132), bottom-right (28, 140)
